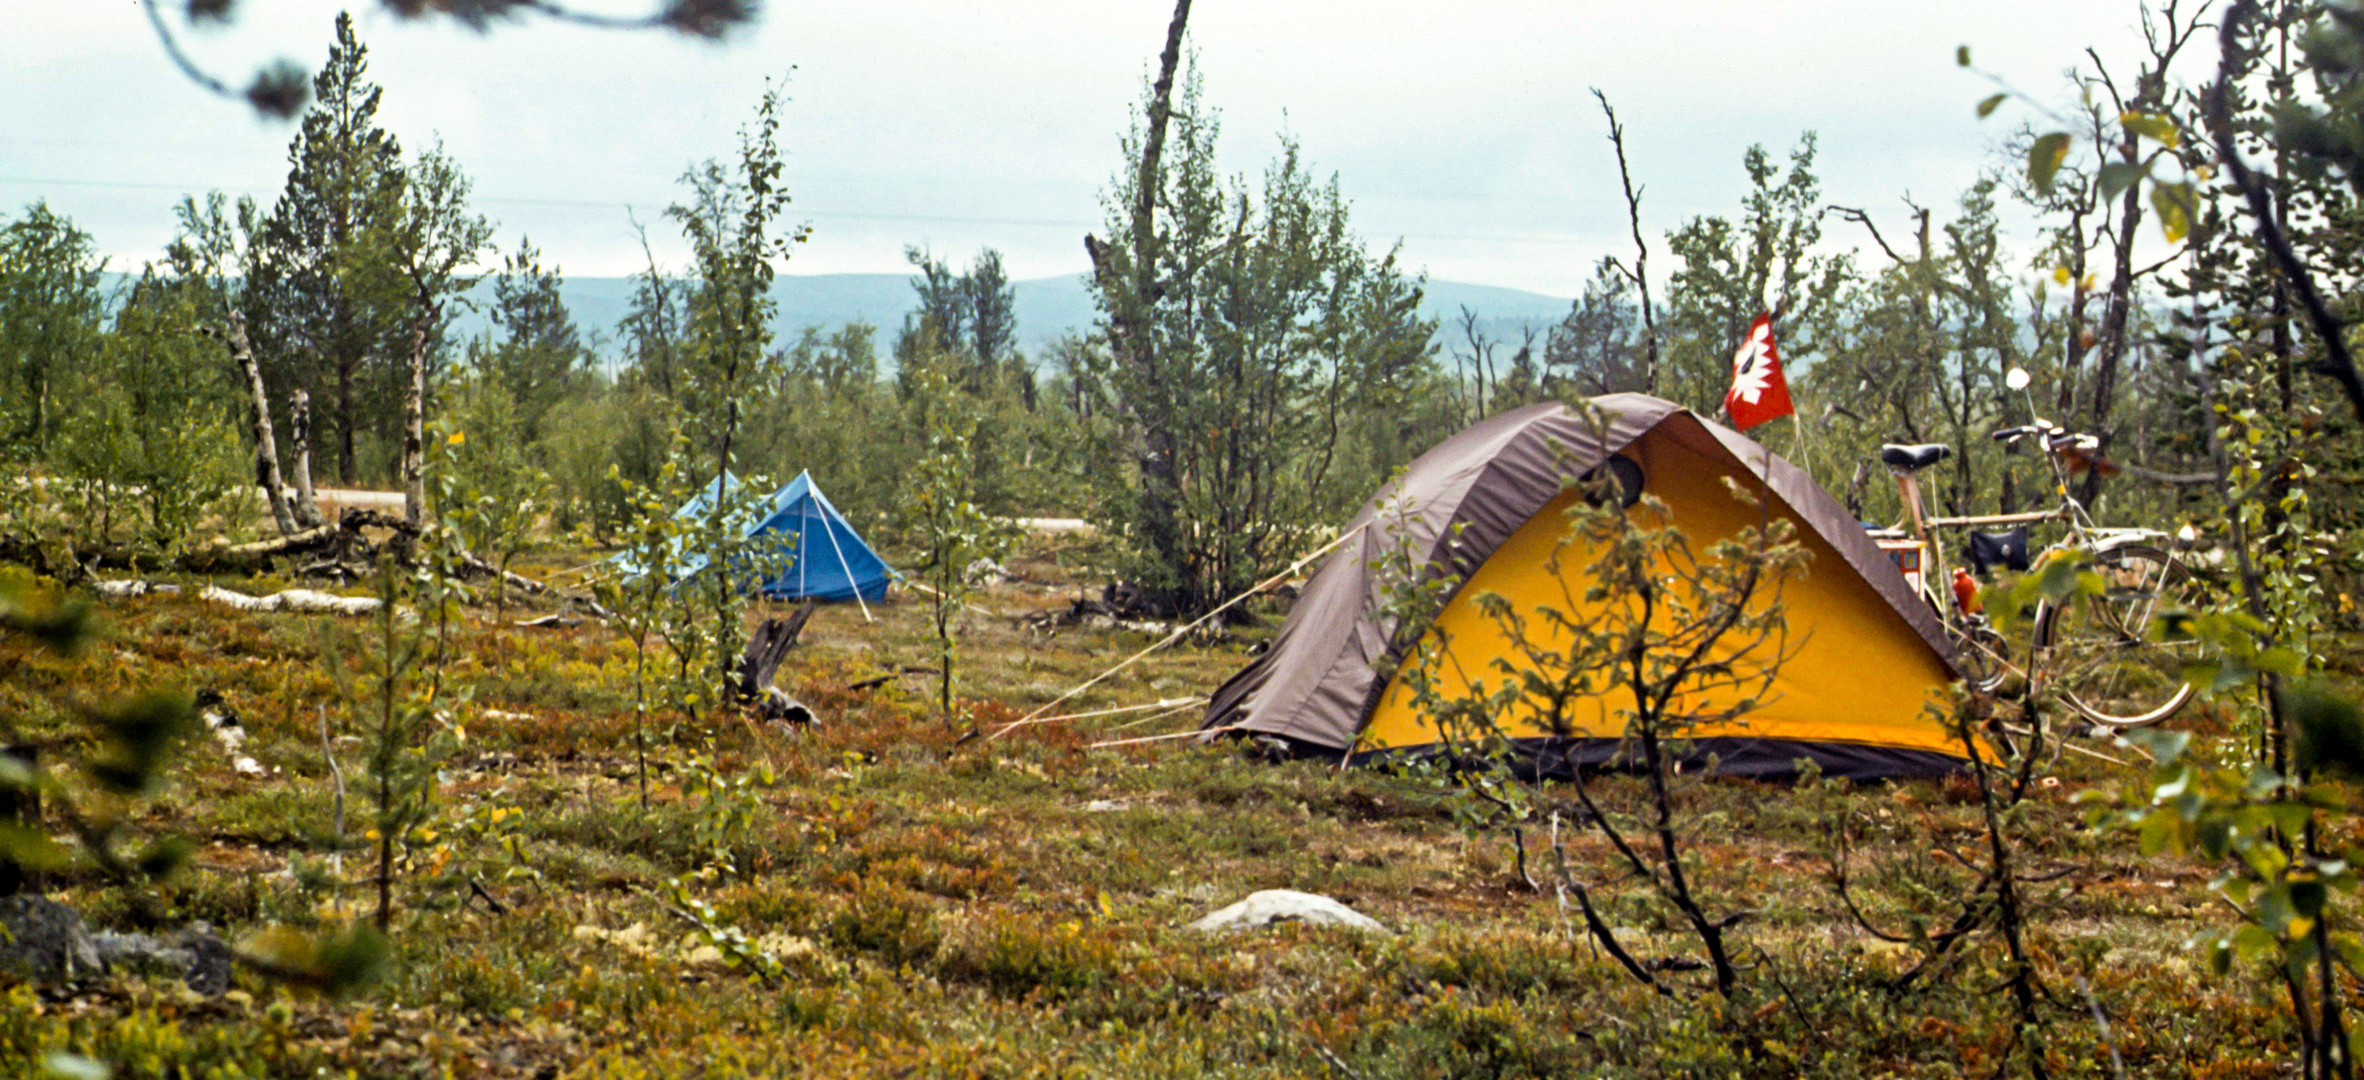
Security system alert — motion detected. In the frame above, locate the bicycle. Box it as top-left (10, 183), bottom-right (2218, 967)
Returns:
top-left (1871, 369), bottom-right (2200, 729)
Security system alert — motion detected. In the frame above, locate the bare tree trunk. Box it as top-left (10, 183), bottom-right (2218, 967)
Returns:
top-left (336, 355), bottom-right (357, 487)
top-left (229, 310), bottom-right (299, 536)
top-left (1595, 90), bottom-right (1662, 397)
top-left (401, 304), bottom-right (431, 529)
top-left (1084, 0), bottom-right (1194, 613)
top-left (1457, 306), bottom-right (1494, 422)
top-left (289, 389), bottom-right (325, 529)
top-left (2214, 3), bottom-right (2364, 427)
top-left (2078, 167), bottom-right (2144, 508)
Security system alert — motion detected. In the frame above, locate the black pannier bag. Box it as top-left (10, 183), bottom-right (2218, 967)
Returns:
top-left (1964, 526), bottom-right (2031, 577)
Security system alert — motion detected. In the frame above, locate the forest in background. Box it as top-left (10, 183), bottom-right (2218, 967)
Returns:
top-left (14, 1), bottom-right (2358, 618)
top-left (8, 0), bottom-right (2364, 1076)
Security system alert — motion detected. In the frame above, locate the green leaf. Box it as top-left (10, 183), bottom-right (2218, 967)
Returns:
top-left (1958, 45), bottom-right (1973, 67)
top-left (2289, 936), bottom-right (2326, 986)
top-left (259, 922), bottom-right (391, 997)
top-left (2126, 727), bottom-right (2192, 765)
top-left (2293, 877), bottom-right (2330, 919)
top-left (0, 754), bottom-right (33, 792)
top-left (2196, 816), bottom-right (2233, 859)
top-left (2208, 932), bottom-right (2234, 975)
top-left (2028, 132), bottom-right (2074, 194)
top-left (2121, 111), bottom-right (2181, 147)
top-left (1977, 92), bottom-right (2008, 119)
top-left (0, 575), bottom-right (93, 657)
top-left (2151, 180), bottom-right (2196, 244)
top-left (2233, 922), bottom-right (2278, 961)
top-left (135, 836), bottom-right (194, 881)
top-left (2244, 841), bottom-right (2292, 881)
top-left (2026, 556), bottom-right (2094, 601)
top-left (0, 825), bottom-right (72, 872)
top-left (88, 691), bottom-right (198, 796)
top-left (2334, 934), bottom-right (2364, 980)
top-left (2258, 885), bottom-right (2298, 936)
top-left (39, 1053), bottom-right (110, 1080)
top-left (2287, 681), bottom-right (2364, 780)
top-left (2098, 161), bottom-right (2149, 201)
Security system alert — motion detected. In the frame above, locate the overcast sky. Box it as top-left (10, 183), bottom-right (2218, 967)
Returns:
top-left (4, 2), bottom-right (2169, 297)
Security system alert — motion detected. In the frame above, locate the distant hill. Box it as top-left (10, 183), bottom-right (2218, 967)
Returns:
top-left (473, 272), bottom-right (1572, 364)
top-left (101, 271), bottom-right (1572, 365)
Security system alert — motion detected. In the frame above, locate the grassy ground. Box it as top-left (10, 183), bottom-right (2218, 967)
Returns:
top-left (0, 533), bottom-right (2344, 1078)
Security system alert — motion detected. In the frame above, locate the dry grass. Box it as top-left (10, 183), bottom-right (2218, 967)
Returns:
top-left (0, 537), bottom-right (2339, 1078)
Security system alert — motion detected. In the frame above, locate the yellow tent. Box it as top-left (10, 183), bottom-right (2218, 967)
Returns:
top-left (1203, 395), bottom-right (1969, 780)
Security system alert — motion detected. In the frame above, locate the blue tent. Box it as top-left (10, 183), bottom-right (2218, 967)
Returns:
top-left (742, 471), bottom-right (895, 603)
top-left (621, 471), bottom-right (895, 605)
top-left (613, 470), bottom-right (763, 580)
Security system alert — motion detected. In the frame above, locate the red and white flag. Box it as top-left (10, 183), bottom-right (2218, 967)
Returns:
top-left (1723, 312), bottom-right (1795, 431)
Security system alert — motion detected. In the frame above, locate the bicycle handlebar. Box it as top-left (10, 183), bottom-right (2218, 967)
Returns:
top-left (1986, 419), bottom-right (2098, 453)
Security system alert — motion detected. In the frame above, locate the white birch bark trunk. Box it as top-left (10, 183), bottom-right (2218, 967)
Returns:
top-left (289, 389), bottom-right (326, 528)
top-left (229, 310), bottom-right (298, 536)
top-left (401, 308), bottom-right (429, 529)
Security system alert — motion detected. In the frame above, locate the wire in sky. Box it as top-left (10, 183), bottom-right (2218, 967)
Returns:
top-left (0, 174), bottom-right (1598, 246)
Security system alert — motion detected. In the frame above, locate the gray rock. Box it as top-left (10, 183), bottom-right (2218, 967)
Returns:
top-left (0, 896), bottom-right (101, 980)
top-left (177, 929), bottom-right (234, 996)
top-left (91, 933), bottom-right (177, 977)
top-left (90, 925), bottom-right (233, 996)
top-left (1186, 889), bottom-right (1391, 934)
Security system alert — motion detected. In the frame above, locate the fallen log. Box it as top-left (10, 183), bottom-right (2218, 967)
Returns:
top-left (514, 613), bottom-right (582, 629)
top-left (458, 551), bottom-right (549, 596)
top-left (95, 579), bottom-right (382, 616)
top-left (180, 523), bottom-right (339, 572)
top-left (1, 506), bottom-right (408, 582)
top-left (7, 507), bottom-right (598, 618)
top-left (197, 584), bottom-right (380, 615)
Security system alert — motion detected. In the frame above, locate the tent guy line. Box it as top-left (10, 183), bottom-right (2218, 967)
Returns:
top-left (1026, 696), bottom-right (1209, 726)
top-left (1090, 725), bottom-right (1241, 751)
top-left (1098, 699), bottom-right (1212, 736)
top-left (990, 524), bottom-right (1369, 742)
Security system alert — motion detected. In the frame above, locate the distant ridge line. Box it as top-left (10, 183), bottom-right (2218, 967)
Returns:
top-left (100, 270), bottom-right (1573, 361)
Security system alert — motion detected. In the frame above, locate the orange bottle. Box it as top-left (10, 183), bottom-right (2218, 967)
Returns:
top-left (1952, 567), bottom-right (1983, 615)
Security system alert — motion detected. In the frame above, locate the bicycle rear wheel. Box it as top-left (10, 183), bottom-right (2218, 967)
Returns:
top-left (1953, 621), bottom-right (2013, 696)
top-left (2030, 544), bottom-right (2198, 728)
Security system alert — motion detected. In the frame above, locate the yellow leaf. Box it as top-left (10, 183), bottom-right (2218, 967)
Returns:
top-left (2152, 180), bottom-right (2196, 244)
top-left (447, 431), bottom-right (466, 446)
top-left (2027, 132), bottom-right (2073, 193)
top-left (2052, 266), bottom-right (2072, 285)
top-left (2120, 110), bottom-right (2180, 148)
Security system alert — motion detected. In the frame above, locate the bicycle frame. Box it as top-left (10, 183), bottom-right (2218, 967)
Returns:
top-left (1897, 418), bottom-right (2133, 562)
top-left (1885, 418), bottom-right (2184, 690)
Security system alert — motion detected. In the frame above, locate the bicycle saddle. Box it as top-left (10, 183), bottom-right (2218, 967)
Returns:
top-left (1879, 443), bottom-right (1953, 472)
